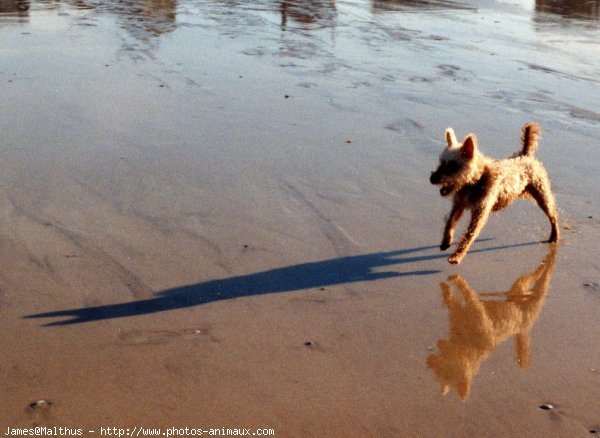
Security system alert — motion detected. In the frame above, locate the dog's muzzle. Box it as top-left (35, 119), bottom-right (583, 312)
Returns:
top-left (439, 185), bottom-right (453, 196)
top-left (431, 171), bottom-right (453, 196)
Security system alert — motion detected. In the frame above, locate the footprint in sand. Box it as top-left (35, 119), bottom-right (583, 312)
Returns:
top-left (26, 399), bottom-right (54, 423)
top-left (28, 399), bottom-right (52, 412)
top-left (118, 325), bottom-right (217, 345)
top-left (302, 340), bottom-right (327, 353)
top-left (538, 403), bottom-right (597, 433)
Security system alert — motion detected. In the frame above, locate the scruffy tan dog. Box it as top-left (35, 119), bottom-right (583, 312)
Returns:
top-left (430, 122), bottom-right (559, 264)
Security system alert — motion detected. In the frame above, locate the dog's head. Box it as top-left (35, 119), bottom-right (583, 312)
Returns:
top-left (430, 128), bottom-right (479, 197)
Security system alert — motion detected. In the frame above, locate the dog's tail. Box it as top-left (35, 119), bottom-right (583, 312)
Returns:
top-left (520, 122), bottom-right (540, 157)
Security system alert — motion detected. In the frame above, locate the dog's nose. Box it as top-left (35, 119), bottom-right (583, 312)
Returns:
top-left (430, 171), bottom-right (439, 184)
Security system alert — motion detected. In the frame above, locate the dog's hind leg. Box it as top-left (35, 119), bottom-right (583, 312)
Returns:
top-left (526, 182), bottom-right (560, 243)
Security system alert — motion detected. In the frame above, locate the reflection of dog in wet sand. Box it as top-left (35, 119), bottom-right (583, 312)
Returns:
top-left (430, 122), bottom-right (559, 264)
top-left (427, 246), bottom-right (557, 400)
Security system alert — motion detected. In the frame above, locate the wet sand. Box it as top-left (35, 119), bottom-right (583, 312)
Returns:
top-left (1, 0), bottom-right (599, 435)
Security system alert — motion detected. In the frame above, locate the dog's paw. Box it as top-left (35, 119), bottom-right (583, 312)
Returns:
top-left (440, 234), bottom-right (453, 251)
top-left (448, 253), bottom-right (463, 264)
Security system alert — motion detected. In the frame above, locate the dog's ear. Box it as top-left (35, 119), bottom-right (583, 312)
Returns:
top-left (461, 134), bottom-right (477, 159)
top-left (445, 128), bottom-right (457, 148)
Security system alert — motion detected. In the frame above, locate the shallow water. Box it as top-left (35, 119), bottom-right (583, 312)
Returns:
top-left (1, 0), bottom-right (599, 435)
top-left (2, 0), bottom-right (599, 209)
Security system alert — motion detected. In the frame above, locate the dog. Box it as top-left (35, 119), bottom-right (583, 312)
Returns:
top-left (430, 122), bottom-right (559, 264)
top-left (427, 245), bottom-right (557, 400)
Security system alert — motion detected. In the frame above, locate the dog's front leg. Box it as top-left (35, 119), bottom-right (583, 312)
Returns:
top-left (448, 202), bottom-right (493, 264)
top-left (441, 201), bottom-right (465, 251)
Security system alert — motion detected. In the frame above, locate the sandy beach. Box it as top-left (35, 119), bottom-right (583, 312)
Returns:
top-left (1, 0), bottom-right (599, 435)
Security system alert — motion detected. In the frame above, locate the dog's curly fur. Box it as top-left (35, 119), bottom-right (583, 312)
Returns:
top-left (430, 122), bottom-right (559, 264)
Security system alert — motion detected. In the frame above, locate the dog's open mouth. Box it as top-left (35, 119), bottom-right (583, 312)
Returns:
top-left (440, 185), bottom-right (454, 196)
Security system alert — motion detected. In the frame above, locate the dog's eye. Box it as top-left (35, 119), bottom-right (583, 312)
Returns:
top-left (447, 161), bottom-right (460, 173)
